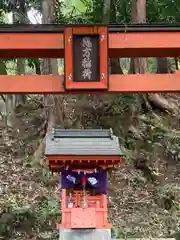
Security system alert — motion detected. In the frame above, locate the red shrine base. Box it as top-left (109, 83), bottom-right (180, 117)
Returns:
top-left (58, 189), bottom-right (111, 229)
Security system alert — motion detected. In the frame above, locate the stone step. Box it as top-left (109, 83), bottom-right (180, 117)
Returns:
top-left (59, 230), bottom-right (175, 240)
top-left (59, 229), bottom-right (111, 240)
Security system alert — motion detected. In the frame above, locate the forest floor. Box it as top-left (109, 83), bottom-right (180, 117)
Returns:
top-left (0, 100), bottom-right (180, 240)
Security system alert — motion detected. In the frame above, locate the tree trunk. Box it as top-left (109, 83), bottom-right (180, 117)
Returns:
top-left (126, 0), bottom-right (148, 137)
top-left (41, 0), bottom-right (60, 128)
top-left (131, 0), bottom-right (147, 74)
top-left (130, 0), bottom-right (175, 113)
top-left (157, 58), bottom-right (169, 73)
top-left (175, 57), bottom-right (179, 70)
top-left (15, 0), bottom-right (27, 106)
top-left (0, 62), bottom-right (9, 126)
top-left (33, 0), bottom-right (64, 166)
top-left (103, 0), bottom-right (111, 23)
top-left (148, 58), bottom-right (177, 112)
top-left (106, 0), bottom-right (123, 74)
top-left (1, 0), bottom-right (27, 128)
top-left (34, 60), bottom-right (41, 75)
top-left (132, 0), bottom-right (147, 23)
top-left (16, 59), bottom-right (26, 106)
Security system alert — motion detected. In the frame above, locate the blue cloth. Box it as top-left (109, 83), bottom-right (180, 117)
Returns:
top-left (60, 169), bottom-right (107, 194)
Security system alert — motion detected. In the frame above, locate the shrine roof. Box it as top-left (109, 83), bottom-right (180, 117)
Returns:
top-left (45, 128), bottom-right (123, 156)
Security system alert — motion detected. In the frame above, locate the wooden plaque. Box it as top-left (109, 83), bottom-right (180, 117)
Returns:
top-left (64, 26), bottom-right (108, 90)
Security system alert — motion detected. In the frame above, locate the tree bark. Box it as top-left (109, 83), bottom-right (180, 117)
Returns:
top-left (175, 58), bottom-right (179, 70)
top-left (157, 58), bottom-right (169, 73)
top-left (15, 0), bottom-right (27, 106)
top-left (132, 0), bottom-right (147, 23)
top-left (126, 0), bottom-right (148, 137)
top-left (1, 0), bottom-right (27, 128)
top-left (107, 0), bottom-right (123, 74)
top-left (34, 60), bottom-right (41, 75)
top-left (131, 0), bottom-right (147, 74)
top-left (130, 0), bottom-right (175, 113)
top-left (33, 0), bottom-right (64, 166)
top-left (103, 0), bottom-right (111, 23)
top-left (148, 58), bottom-right (177, 112)
top-left (41, 0), bottom-right (62, 128)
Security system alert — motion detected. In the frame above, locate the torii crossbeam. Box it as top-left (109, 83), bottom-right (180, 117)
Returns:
top-left (0, 23), bottom-right (180, 94)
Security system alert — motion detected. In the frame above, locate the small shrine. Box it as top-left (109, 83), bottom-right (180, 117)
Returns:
top-left (45, 128), bottom-right (123, 229)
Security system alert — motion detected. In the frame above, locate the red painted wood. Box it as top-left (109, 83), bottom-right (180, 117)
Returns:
top-left (0, 72), bottom-right (180, 93)
top-left (65, 26), bottom-right (108, 90)
top-left (0, 31), bottom-right (180, 58)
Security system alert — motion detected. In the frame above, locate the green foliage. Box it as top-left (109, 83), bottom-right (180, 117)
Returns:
top-left (27, 59), bottom-right (38, 69)
top-left (0, 61), bottom-right (7, 75)
top-left (91, 0), bottom-right (104, 23)
top-left (27, 0), bottom-right (41, 11)
top-left (57, 0), bottom-right (180, 24)
top-left (154, 184), bottom-right (180, 211)
top-left (117, 94), bottom-right (140, 110)
top-left (0, 202), bottom-right (35, 238)
top-left (175, 231), bottom-right (180, 240)
top-left (148, 0), bottom-right (180, 22)
top-left (64, 0), bottom-right (87, 13)
top-left (116, 0), bottom-right (132, 23)
top-left (40, 168), bottom-right (58, 188)
top-left (0, 197), bottom-right (61, 237)
top-left (148, 58), bottom-right (157, 73)
top-left (0, 9), bottom-right (6, 23)
top-left (36, 199), bottom-right (61, 224)
top-left (112, 226), bottom-right (142, 239)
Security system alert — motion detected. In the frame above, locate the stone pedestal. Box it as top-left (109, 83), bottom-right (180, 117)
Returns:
top-left (59, 229), bottom-right (111, 240)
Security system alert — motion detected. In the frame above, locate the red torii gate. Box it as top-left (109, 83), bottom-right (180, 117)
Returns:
top-left (0, 24), bottom-right (180, 94)
top-left (1, 23), bottom-right (180, 240)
